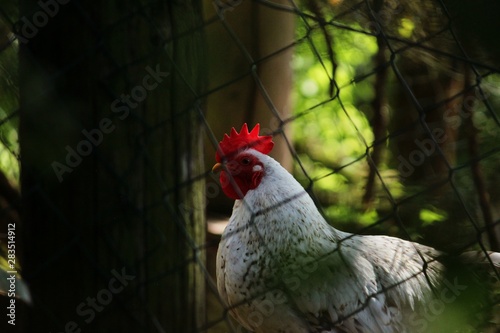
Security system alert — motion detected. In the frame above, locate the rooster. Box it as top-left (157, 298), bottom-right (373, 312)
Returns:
top-left (213, 123), bottom-right (499, 333)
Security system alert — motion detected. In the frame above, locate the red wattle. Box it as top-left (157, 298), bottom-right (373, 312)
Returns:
top-left (219, 170), bottom-right (263, 200)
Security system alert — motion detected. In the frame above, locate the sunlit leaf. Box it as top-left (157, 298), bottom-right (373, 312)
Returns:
top-left (419, 207), bottom-right (448, 226)
top-left (398, 18), bottom-right (415, 38)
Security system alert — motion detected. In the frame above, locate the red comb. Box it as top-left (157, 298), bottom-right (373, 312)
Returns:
top-left (216, 123), bottom-right (274, 162)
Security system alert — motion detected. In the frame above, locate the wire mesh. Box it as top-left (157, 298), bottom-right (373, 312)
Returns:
top-left (0, 0), bottom-right (499, 332)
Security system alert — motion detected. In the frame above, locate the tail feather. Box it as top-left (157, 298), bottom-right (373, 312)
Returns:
top-left (425, 250), bottom-right (500, 333)
top-left (487, 252), bottom-right (500, 268)
top-left (459, 251), bottom-right (500, 270)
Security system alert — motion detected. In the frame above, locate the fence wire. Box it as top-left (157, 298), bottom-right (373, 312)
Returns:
top-left (0, 0), bottom-right (499, 332)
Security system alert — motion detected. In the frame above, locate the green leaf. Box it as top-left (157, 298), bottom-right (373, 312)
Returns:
top-left (419, 207), bottom-right (448, 226)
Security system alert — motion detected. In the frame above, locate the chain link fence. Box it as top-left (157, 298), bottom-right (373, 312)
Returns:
top-left (0, 0), bottom-right (499, 332)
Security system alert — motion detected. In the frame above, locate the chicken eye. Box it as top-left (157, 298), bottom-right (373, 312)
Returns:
top-left (240, 157), bottom-right (251, 165)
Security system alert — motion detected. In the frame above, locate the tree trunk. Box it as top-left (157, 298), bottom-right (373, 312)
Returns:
top-left (19, 1), bottom-right (205, 332)
top-left (203, 0), bottom-right (295, 213)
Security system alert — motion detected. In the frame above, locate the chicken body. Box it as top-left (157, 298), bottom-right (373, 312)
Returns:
top-left (217, 150), bottom-right (444, 333)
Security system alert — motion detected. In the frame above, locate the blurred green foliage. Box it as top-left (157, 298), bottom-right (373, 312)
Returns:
top-left (289, 18), bottom-right (500, 241)
top-left (291, 22), bottom-right (389, 231)
top-left (0, 23), bottom-right (19, 186)
top-left (419, 206), bottom-right (448, 226)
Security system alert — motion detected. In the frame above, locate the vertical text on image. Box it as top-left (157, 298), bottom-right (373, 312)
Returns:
top-left (6, 222), bottom-right (16, 325)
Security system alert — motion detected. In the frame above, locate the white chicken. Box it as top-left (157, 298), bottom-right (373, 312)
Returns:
top-left (213, 123), bottom-right (499, 333)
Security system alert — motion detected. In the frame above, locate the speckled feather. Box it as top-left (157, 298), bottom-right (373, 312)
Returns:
top-left (217, 150), bottom-right (447, 333)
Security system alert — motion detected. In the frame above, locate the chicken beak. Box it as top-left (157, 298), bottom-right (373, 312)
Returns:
top-left (212, 162), bottom-right (223, 174)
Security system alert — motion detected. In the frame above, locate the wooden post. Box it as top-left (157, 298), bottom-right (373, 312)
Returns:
top-left (19, 1), bottom-right (205, 332)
